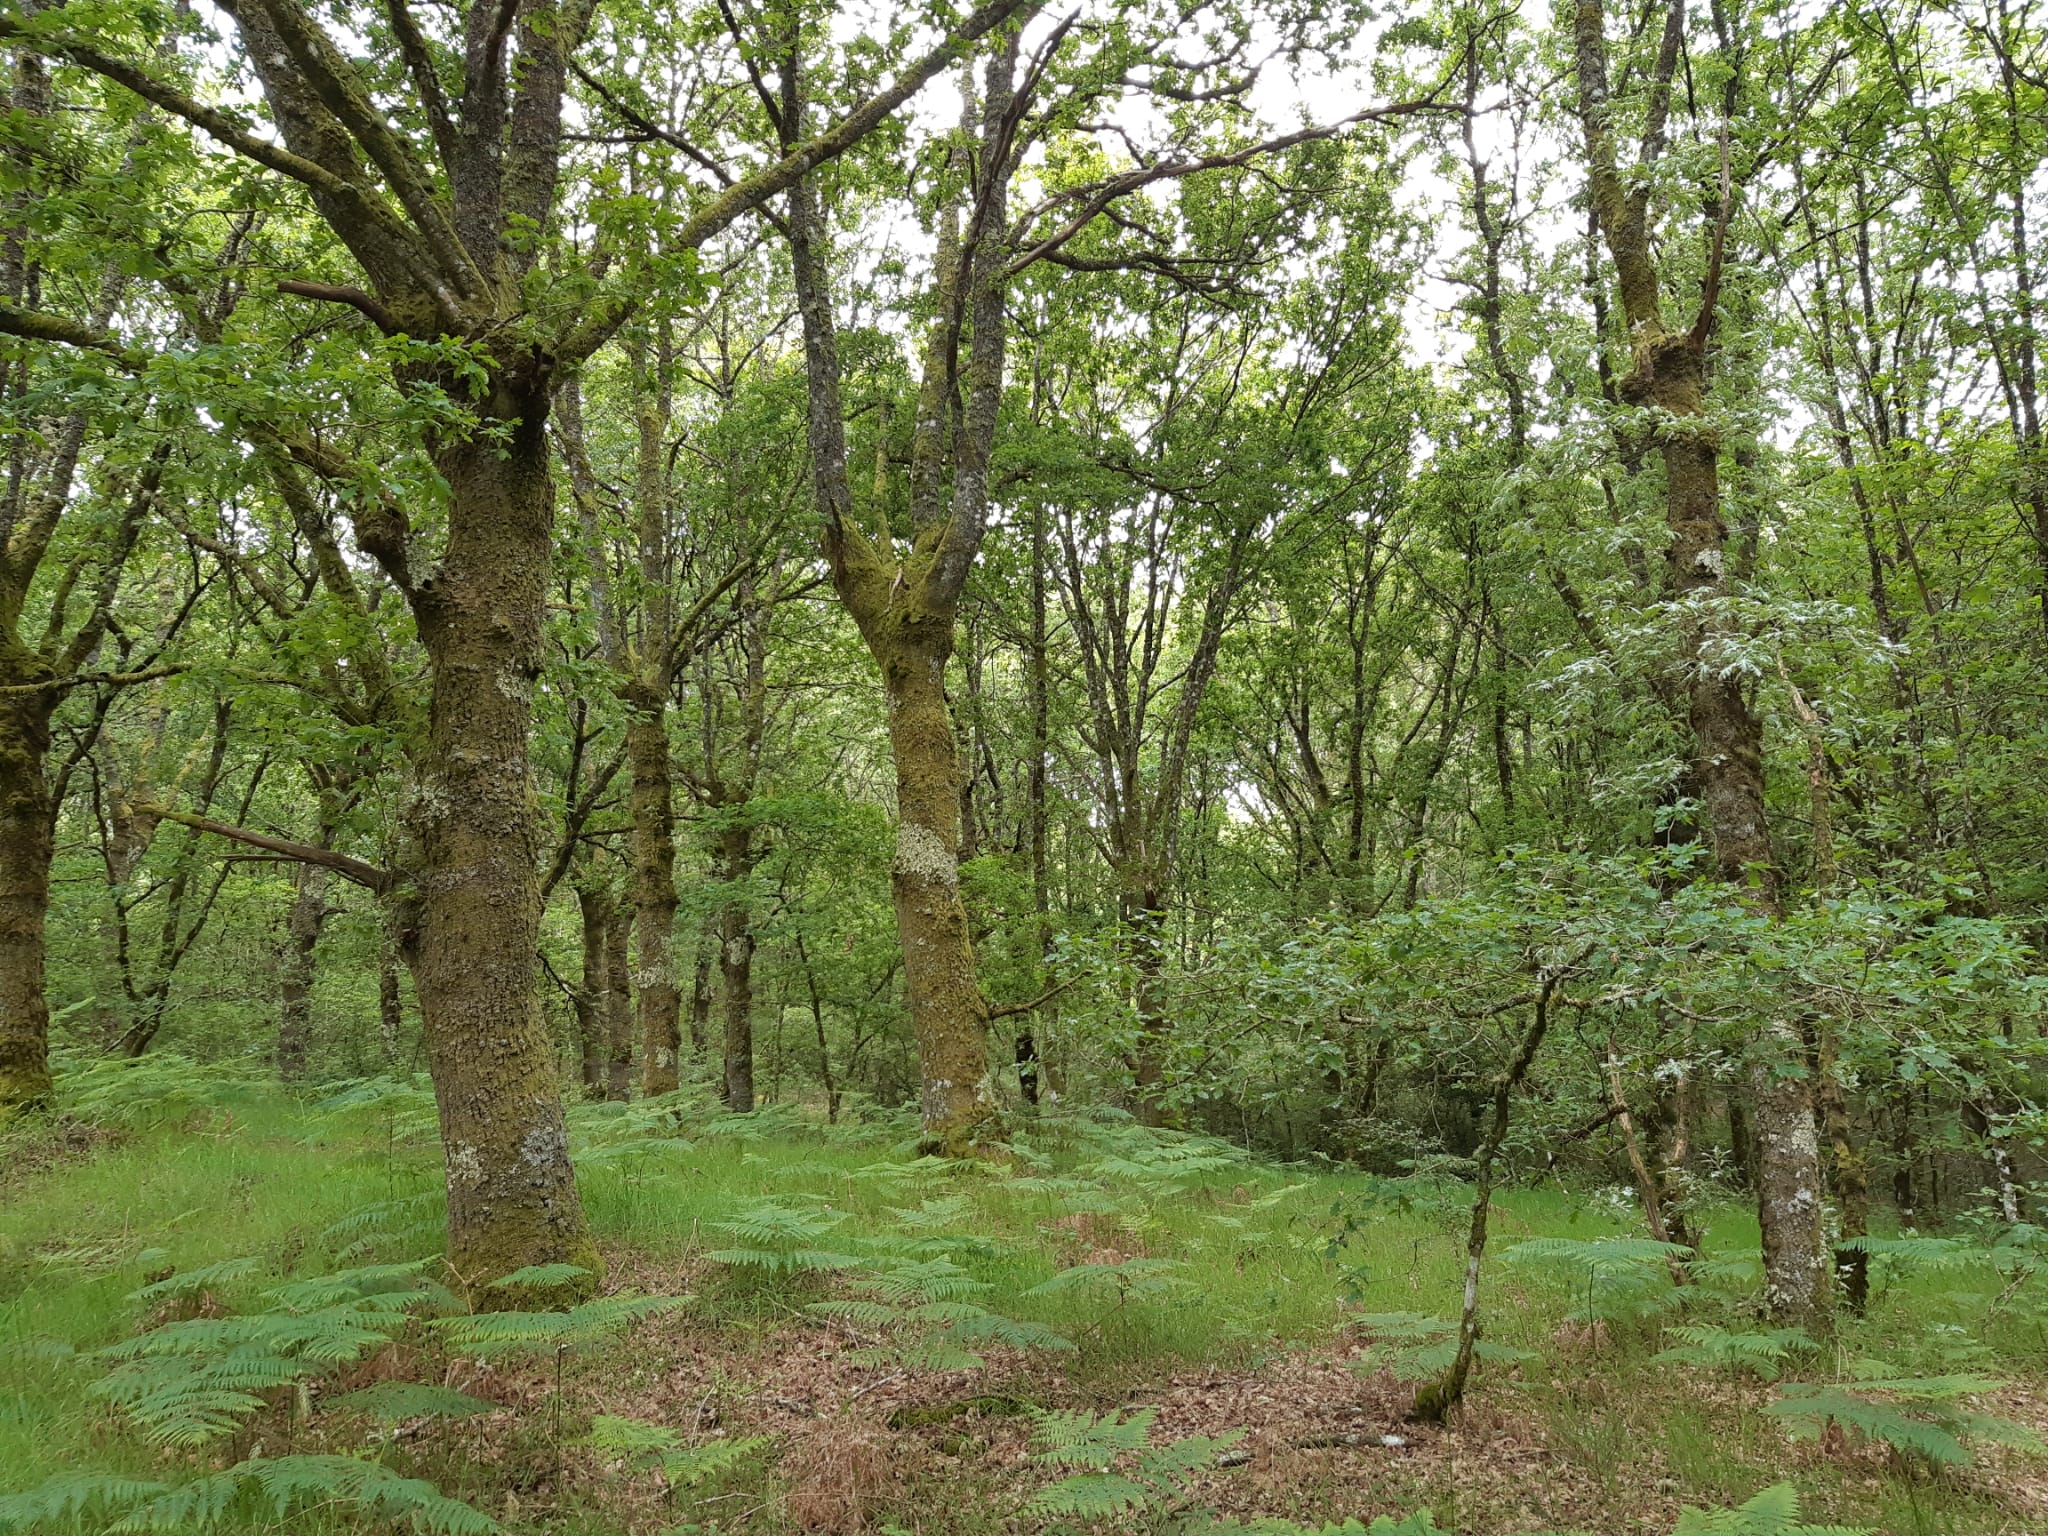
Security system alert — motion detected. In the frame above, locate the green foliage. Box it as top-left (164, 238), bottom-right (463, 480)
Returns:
top-left (1653, 1326), bottom-right (1818, 1381)
top-left (89, 1260), bottom-right (447, 1446)
top-left (1666, 1481), bottom-right (1872, 1535)
top-left (0, 1456), bottom-right (496, 1534)
top-left (811, 1257), bottom-right (1073, 1370)
top-left (323, 1382), bottom-right (495, 1423)
top-left (430, 1293), bottom-right (686, 1358)
top-left (1766, 1376), bottom-right (2044, 1467)
top-left (704, 1198), bottom-right (861, 1276)
top-left (577, 1416), bottom-right (772, 1490)
top-left (1025, 1408), bottom-right (1244, 1521)
top-left (1501, 1237), bottom-right (1691, 1323)
top-left (1347, 1313), bottom-right (1534, 1382)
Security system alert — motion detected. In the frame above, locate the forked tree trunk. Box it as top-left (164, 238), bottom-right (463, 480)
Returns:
top-left (277, 861), bottom-right (331, 1082)
top-left (400, 391), bottom-right (599, 1301)
top-left (628, 706), bottom-right (681, 1095)
top-left (874, 627), bottom-right (995, 1152)
top-left (0, 683), bottom-right (55, 1112)
top-left (719, 821), bottom-right (757, 1112)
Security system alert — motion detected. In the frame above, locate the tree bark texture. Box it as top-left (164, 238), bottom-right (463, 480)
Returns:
top-left (276, 861), bottom-right (331, 1082)
top-left (399, 392), bottom-right (599, 1300)
top-left (718, 821), bottom-right (756, 1113)
top-left (0, 681), bottom-right (54, 1112)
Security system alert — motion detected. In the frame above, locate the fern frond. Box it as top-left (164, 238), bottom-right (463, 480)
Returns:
top-left (1030, 1407), bottom-right (1157, 1467)
top-left (103, 1454), bottom-right (497, 1534)
top-left (661, 1436), bottom-right (772, 1487)
top-left (1024, 1472), bottom-right (1152, 1517)
top-left (126, 1257), bottom-right (263, 1303)
top-left (0, 1473), bottom-right (170, 1531)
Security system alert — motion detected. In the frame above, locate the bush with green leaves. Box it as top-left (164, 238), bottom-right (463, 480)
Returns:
top-left (1024, 1407), bottom-right (1244, 1522)
top-left (1766, 1371), bottom-right (2044, 1468)
top-left (52, 1053), bottom-right (262, 1131)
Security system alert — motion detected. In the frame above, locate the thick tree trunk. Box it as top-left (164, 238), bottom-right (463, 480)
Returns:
top-left (605, 897), bottom-right (634, 1101)
top-left (1752, 1027), bottom-right (1830, 1329)
top-left (400, 389), bottom-right (598, 1301)
top-left (627, 707), bottom-right (681, 1096)
top-left (0, 680), bottom-right (55, 1113)
top-left (718, 821), bottom-right (756, 1112)
top-left (276, 861), bottom-right (330, 1082)
top-left (875, 631), bottom-right (995, 1154)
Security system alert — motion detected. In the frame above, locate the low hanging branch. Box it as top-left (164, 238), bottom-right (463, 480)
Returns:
top-left (986, 973), bottom-right (1085, 1020)
top-left (131, 805), bottom-right (395, 895)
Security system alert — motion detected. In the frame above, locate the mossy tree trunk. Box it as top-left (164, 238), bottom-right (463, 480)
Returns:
top-left (276, 860), bottom-right (331, 1082)
top-left (0, 679), bottom-right (55, 1112)
top-left (399, 383), bottom-right (600, 1299)
top-left (1573, 0), bottom-right (1829, 1333)
top-left (785, 32), bottom-right (1022, 1156)
top-left (717, 819), bottom-right (757, 1112)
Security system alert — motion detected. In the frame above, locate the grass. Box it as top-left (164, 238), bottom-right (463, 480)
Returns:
top-left (3, 1064), bottom-right (2046, 1535)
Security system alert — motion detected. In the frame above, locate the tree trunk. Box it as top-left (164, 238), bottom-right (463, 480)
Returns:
top-left (605, 896), bottom-right (634, 1101)
top-left (688, 911), bottom-right (714, 1060)
top-left (718, 821), bottom-right (756, 1112)
top-left (276, 861), bottom-right (330, 1083)
top-left (378, 929), bottom-right (404, 1066)
top-left (575, 883), bottom-right (610, 1098)
top-left (0, 680), bottom-right (55, 1113)
top-left (1815, 1020), bottom-right (1870, 1311)
top-left (1125, 888), bottom-right (1173, 1127)
top-left (874, 629), bottom-right (994, 1153)
top-left (399, 393), bottom-right (598, 1301)
top-left (628, 706), bottom-right (681, 1096)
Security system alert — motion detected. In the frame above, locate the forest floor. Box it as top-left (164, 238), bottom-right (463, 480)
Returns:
top-left (4, 1068), bottom-right (2046, 1536)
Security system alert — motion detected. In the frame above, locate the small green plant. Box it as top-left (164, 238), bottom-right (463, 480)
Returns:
top-left (1653, 1325), bottom-right (1818, 1381)
top-left (809, 1257), bottom-right (1074, 1369)
top-left (91, 1259), bottom-right (450, 1447)
top-left (1766, 1372), bottom-right (2044, 1467)
top-left (430, 1291), bottom-right (686, 1357)
top-left (1501, 1236), bottom-right (1690, 1323)
top-left (325, 1382), bottom-right (496, 1424)
top-left (1024, 1407), bottom-right (1243, 1521)
top-left (0, 1455), bottom-right (497, 1533)
top-left (1347, 1313), bottom-right (1535, 1382)
top-left (578, 1415), bottom-right (772, 1491)
top-left (704, 1197), bottom-right (860, 1276)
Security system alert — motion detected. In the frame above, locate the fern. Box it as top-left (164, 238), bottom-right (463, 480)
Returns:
top-left (705, 1198), bottom-right (860, 1275)
top-left (576, 1416), bottom-right (771, 1490)
top-left (431, 1293), bottom-right (686, 1357)
top-left (1654, 1326), bottom-right (1817, 1381)
top-left (90, 1260), bottom-right (449, 1446)
top-left (0, 1474), bottom-right (173, 1532)
top-left (1767, 1376), bottom-right (2043, 1467)
top-left (486, 1263), bottom-right (595, 1291)
top-left (1346, 1315), bottom-right (1532, 1383)
top-left (125, 1258), bottom-right (263, 1304)
top-left (318, 1191), bottom-right (445, 1262)
top-left (1668, 1481), bottom-right (1873, 1535)
top-left (0, 1456), bottom-right (495, 1534)
top-left (810, 1258), bottom-right (1072, 1369)
top-left (1023, 1257), bottom-right (1189, 1302)
top-left (1025, 1408), bottom-right (1243, 1521)
top-left (1501, 1236), bottom-right (1689, 1322)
